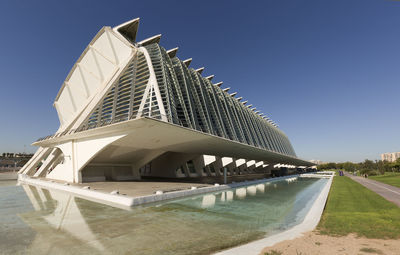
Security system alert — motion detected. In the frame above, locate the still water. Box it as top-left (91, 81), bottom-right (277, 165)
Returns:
top-left (0, 177), bottom-right (327, 255)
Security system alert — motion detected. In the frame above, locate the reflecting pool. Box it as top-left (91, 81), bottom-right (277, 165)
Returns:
top-left (0, 177), bottom-right (327, 255)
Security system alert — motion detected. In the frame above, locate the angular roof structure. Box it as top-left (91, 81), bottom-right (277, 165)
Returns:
top-left (19, 18), bottom-right (313, 184)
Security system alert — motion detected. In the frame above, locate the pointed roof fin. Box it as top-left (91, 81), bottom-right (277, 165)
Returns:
top-left (139, 34), bottom-right (161, 46)
top-left (196, 67), bottom-right (204, 74)
top-left (206, 75), bottom-right (214, 81)
top-left (183, 58), bottom-right (192, 67)
top-left (214, 82), bottom-right (223, 87)
top-left (167, 47), bottom-right (179, 58)
top-left (114, 18), bottom-right (140, 44)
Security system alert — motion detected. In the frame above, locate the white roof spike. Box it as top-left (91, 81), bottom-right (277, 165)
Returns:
top-left (230, 92), bottom-right (237, 97)
top-left (242, 100), bottom-right (248, 105)
top-left (139, 34), bottom-right (161, 46)
top-left (214, 82), bottom-right (223, 87)
top-left (196, 67), bottom-right (205, 74)
top-left (183, 58), bottom-right (192, 67)
top-left (222, 87), bottom-right (230, 92)
top-left (251, 107), bottom-right (257, 111)
top-left (114, 18), bottom-right (140, 43)
top-left (206, 75), bottom-right (214, 81)
top-left (237, 97), bottom-right (243, 101)
top-left (167, 47), bottom-right (179, 58)
top-left (255, 110), bottom-right (260, 114)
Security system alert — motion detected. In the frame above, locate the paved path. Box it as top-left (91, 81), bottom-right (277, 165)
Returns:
top-left (344, 172), bottom-right (400, 207)
top-left (0, 171), bottom-right (18, 180)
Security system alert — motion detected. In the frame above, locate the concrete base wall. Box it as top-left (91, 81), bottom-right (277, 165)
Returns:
top-left (79, 151), bottom-right (285, 183)
top-left (82, 165), bottom-right (139, 182)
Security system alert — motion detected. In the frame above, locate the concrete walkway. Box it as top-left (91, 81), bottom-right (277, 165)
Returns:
top-left (0, 171), bottom-right (18, 180)
top-left (344, 172), bottom-right (400, 207)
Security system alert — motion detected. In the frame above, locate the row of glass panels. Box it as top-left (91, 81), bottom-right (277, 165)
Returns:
top-left (79, 43), bottom-right (296, 157)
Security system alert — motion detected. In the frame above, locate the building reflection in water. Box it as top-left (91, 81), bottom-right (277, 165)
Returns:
top-left (201, 194), bottom-right (216, 208)
top-left (13, 178), bottom-right (326, 255)
top-left (235, 187), bottom-right (247, 199)
top-left (20, 185), bottom-right (105, 253)
top-left (256, 184), bottom-right (265, 193)
top-left (247, 185), bottom-right (257, 196)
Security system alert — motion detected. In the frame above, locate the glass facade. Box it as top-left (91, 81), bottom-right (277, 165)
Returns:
top-left (78, 43), bottom-right (296, 157)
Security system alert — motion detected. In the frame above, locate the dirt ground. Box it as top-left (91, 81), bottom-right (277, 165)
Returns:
top-left (260, 231), bottom-right (400, 255)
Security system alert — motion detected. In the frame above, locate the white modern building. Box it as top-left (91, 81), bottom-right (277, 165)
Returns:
top-left (381, 152), bottom-right (400, 162)
top-left (19, 18), bottom-right (313, 183)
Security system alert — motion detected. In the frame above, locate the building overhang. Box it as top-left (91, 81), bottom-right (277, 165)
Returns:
top-left (33, 117), bottom-right (314, 167)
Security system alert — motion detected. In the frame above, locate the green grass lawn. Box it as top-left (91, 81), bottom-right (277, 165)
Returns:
top-left (317, 175), bottom-right (400, 239)
top-left (369, 172), bottom-right (400, 188)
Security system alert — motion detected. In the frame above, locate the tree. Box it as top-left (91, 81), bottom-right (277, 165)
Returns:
top-left (390, 158), bottom-right (400, 172)
top-left (343, 162), bottom-right (356, 172)
top-left (362, 159), bottom-right (375, 170)
top-left (318, 162), bottom-right (337, 170)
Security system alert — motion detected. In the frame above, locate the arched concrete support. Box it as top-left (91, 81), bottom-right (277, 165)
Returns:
top-left (246, 160), bottom-right (256, 172)
top-left (191, 155), bottom-right (216, 177)
top-left (224, 159), bottom-right (237, 176)
top-left (22, 147), bottom-right (52, 176)
top-left (47, 134), bottom-right (126, 183)
top-left (131, 150), bottom-right (166, 179)
top-left (253, 161), bottom-right (264, 173)
top-left (237, 158), bottom-right (247, 174)
top-left (144, 152), bottom-right (198, 178)
top-left (264, 163), bottom-right (277, 172)
top-left (33, 148), bottom-right (62, 177)
top-left (209, 157), bottom-right (222, 176)
top-left (212, 157), bottom-right (233, 176)
top-left (205, 164), bottom-right (216, 176)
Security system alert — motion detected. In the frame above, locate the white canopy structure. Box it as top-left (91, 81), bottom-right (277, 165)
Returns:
top-left (19, 18), bottom-right (313, 183)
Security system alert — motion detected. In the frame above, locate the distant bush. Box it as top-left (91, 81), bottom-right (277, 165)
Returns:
top-left (367, 170), bottom-right (379, 176)
top-left (359, 169), bottom-right (379, 176)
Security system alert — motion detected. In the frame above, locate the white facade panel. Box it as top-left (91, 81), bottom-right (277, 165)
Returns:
top-left (56, 91), bottom-right (75, 124)
top-left (54, 28), bottom-right (133, 129)
top-left (79, 49), bottom-right (104, 80)
top-left (109, 32), bottom-right (132, 64)
top-left (92, 32), bottom-right (118, 64)
top-left (68, 70), bottom-right (88, 98)
top-left (80, 67), bottom-right (101, 96)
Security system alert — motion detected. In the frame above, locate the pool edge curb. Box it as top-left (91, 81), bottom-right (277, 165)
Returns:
top-left (214, 171), bottom-right (334, 255)
top-left (17, 174), bottom-right (301, 209)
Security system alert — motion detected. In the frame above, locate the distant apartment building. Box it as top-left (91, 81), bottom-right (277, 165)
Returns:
top-left (381, 152), bottom-right (400, 162)
top-left (310, 160), bottom-right (324, 165)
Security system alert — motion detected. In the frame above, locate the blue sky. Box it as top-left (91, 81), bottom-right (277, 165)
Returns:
top-left (0, 0), bottom-right (399, 162)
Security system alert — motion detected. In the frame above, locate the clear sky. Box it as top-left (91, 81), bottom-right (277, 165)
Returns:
top-left (0, 0), bottom-right (399, 163)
